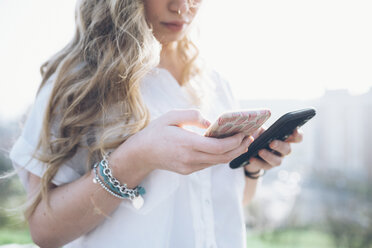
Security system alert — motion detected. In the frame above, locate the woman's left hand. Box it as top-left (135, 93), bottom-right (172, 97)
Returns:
top-left (244, 127), bottom-right (304, 174)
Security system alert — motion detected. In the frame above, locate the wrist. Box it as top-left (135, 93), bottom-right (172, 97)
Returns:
top-left (244, 168), bottom-right (265, 179)
top-left (244, 162), bottom-right (265, 179)
top-left (109, 149), bottom-right (153, 189)
top-left (244, 163), bottom-right (261, 173)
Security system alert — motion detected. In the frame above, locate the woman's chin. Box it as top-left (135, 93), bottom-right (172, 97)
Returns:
top-left (156, 33), bottom-right (186, 46)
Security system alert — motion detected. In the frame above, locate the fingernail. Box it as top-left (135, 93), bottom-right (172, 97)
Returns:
top-left (271, 141), bottom-right (277, 148)
top-left (204, 120), bottom-right (211, 126)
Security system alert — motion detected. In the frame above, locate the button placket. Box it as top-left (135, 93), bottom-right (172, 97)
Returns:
top-left (199, 169), bottom-right (217, 247)
top-left (188, 172), bottom-right (206, 248)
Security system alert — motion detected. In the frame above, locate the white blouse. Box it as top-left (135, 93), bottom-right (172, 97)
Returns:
top-left (10, 67), bottom-right (247, 248)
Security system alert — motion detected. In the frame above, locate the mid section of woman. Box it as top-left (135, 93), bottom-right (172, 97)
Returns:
top-left (9, 0), bottom-right (302, 247)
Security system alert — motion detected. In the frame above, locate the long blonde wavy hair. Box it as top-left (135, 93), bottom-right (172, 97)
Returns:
top-left (26, 0), bottom-right (203, 218)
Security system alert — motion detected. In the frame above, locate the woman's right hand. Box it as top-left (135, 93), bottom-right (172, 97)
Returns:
top-left (110, 109), bottom-right (254, 178)
top-left (25, 109), bottom-right (253, 247)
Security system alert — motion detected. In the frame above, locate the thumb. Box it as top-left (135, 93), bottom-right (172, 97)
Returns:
top-left (162, 109), bottom-right (211, 129)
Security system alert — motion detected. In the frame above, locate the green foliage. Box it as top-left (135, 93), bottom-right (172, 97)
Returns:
top-left (0, 130), bottom-right (32, 245)
top-left (0, 151), bottom-right (28, 231)
top-left (0, 152), bottom-right (12, 172)
top-left (0, 151), bottom-right (23, 200)
top-left (246, 165), bottom-right (372, 248)
top-left (246, 228), bottom-right (334, 248)
top-left (0, 226), bottom-right (336, 247)
top-left (311, 169), bottom-right (372, 248)
top-left (0, 228), bottom-right (33, 245)
top-left (325, 216), bottom-right (372, 248)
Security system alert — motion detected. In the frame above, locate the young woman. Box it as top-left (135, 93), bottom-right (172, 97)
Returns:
top-left (10, 0), bottom-right (302, 247)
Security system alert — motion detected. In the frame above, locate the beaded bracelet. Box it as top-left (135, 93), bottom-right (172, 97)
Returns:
top-left (92, 155), bottom-right (146, 209)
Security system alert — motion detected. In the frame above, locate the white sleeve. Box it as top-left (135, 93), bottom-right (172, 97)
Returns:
top-left (9, 76), bottom-right (83, 190)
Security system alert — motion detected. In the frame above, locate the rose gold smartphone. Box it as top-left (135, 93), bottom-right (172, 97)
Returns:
top-left (204, 109), bottom-right (271, 139)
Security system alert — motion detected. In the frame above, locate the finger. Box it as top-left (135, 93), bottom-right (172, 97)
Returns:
top-left (190, 136), bottom-right (252, 164)
top-left (257, 149), bottom-right (283, 167)
top-left (189, 136), bottom-right (254, 164)
top-left (248, 157), bottom-right (275, 171)
top-left (192, 133), bottom-right (252, 154)
top-left (269, 140), bottom-right (291, 156)
top-left (161, 109), bottom-right (211, 129)
top-left (285, 128), bottom-right (303, 143)
top-left (252, 126), bottom-right (267, 139)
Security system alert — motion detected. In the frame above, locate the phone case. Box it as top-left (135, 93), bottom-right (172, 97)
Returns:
top-left (204, 109), bottom-right (271, 138)
top-left (229, 108), bottom-right (316, 169)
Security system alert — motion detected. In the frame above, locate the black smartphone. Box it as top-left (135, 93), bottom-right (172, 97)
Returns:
top-left (229, 108), bottom-right (316, 169)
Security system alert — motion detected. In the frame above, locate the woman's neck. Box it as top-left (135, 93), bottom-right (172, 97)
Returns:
top-left (159, 42), bottom-right (185, 85)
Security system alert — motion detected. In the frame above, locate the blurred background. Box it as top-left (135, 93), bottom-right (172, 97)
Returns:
top-left (0, 0), bottom-right (371, 247)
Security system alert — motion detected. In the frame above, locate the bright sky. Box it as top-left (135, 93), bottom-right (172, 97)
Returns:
top-left (0, 0), bottom-right (371, 120)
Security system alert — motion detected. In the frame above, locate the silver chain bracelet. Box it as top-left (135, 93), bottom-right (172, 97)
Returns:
top-left (92, 154), bottom-right (145, 209)
top-left (100, 156), bottom-right (139, 199)
top-left (93, 164), bottom-right (129, 200)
